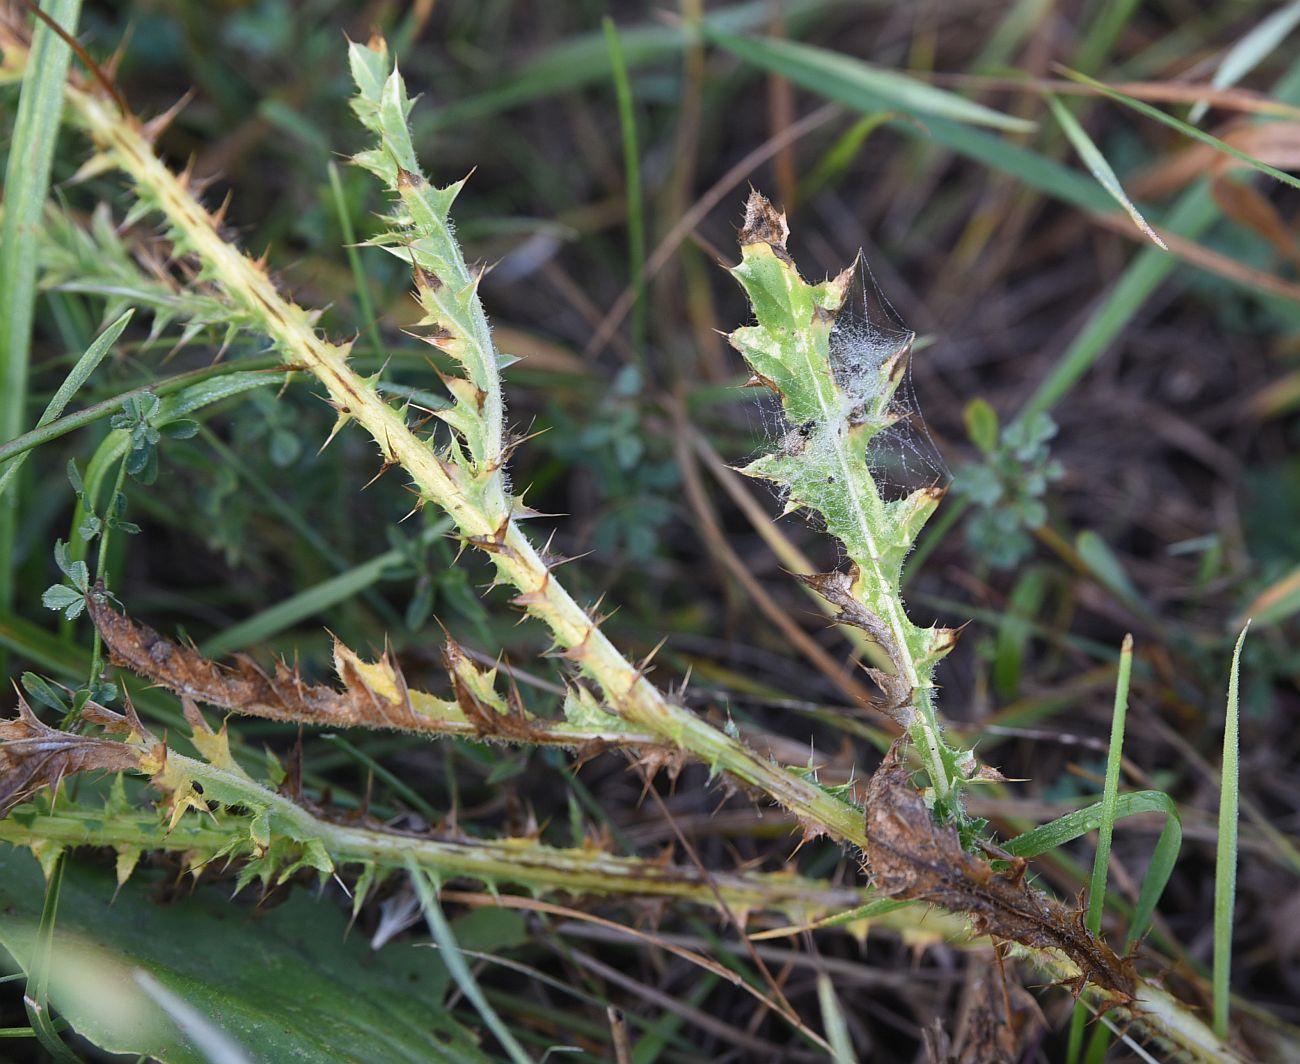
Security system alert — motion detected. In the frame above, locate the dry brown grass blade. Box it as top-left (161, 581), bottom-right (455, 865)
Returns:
top-left (1090, 208), bottom-right (1300, 303)
top-left (930, 73), bottom-right (1300, 120)
top-left (1130, 120), bottom-right (1300, 199)
top-left (864, 748), bottom-right (1136, 999)
top-left (584, 103), bottom-right (839, 358)
top-left (1210, 176), bottom-right (1300, 268)
top-left (0, 694), bottom-right (159, 816)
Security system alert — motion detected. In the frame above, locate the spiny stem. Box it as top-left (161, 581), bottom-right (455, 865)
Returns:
top-left (62, 73), bottom-right (867, 849)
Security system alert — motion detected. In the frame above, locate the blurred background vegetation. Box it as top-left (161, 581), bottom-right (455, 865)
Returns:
top-left (3, 0), bottom-right (1300, 1060)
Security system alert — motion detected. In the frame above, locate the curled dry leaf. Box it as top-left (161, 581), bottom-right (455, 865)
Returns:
top-left (87, 598), bottom-right (543, 738)
top-left (795, 569), bottom-right (915, 728)
top-left (0, 695), bottom-right (163, 817)
top-left (865, 749), bottom-right (1136, 999)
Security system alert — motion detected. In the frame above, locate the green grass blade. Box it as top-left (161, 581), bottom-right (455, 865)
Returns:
top-left (1070, 0), bottom-right (1140, 74)
top-left (1214, 623), bottom-right (1249, 1040)
top-left (1061, 67), bottom-right (1300, 192)
top-left (198, 516), bottom-right (450, 656)
top-left (326, 161), bottom-right (382, 357)
top-left (404, 856), bottom-right (535, 1064)
top-left (702, 25), bottom-right (1121, 215)
top-left (1045, 95), bottom-right (1166, 249)
top-left (425, 0), bottom-right (842, 130)
top-left (798, 112), bottom-right (893, 200)
top-left (1189, 1), bottom-right (1300, 124)
top-left (0, 357), bottom-right (282, 469)
top-left (815, 974), bottom-right (856, 1064)
top-left (0, 0), bottom-right (83, 641)
top-left (702, 28), bottom-right (1036, 132)
top-left (1003, 788), bottom-right (1181, 950)
top-left (1003, 789), bottom-right (1178, 855)
top-left (1069, 633), bottom-right (1134, 1064)
top-left (602, 17), bottom-right (646, 365)
top-left (1018, 181), bottom-right (1218, 421)
top-left (1086, 632), bottom-right (1133, 935)
top-left (0, 310), bottom-right (131, 504)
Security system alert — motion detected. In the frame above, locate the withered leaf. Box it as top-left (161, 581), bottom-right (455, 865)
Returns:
top-left (795, 569), bottom-right (914, 727)
top-left (445, 641), bottom-right (546, 741)
top-left (950, 957), bottom-right (1045, 1064)
top-left (91, 596), bottom-right (446, 732)
top-left (89, 597), bottom-right (558, 743)
top-left (0, 695), bottom-right (158, 817)
top-left (865, 750), bottom-right (1136, 999)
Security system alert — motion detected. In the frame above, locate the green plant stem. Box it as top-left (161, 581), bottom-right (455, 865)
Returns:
top-left (0, 357), bottom-right (283, 469)
top-left (85, 454), bottom-right (129, 686)
top-left (0, 776), bottom-right (871, 919)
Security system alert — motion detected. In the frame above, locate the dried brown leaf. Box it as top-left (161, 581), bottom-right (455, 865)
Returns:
top-left (952, 957), bottom-right (1045, 1064)
top-left (795, 569), bottom-right (915, 726)
top-left (0, 695), bottom-right (160, 817)
top-left (865, 750), bottom-right (1136, 998)
top-left (91, 597), bottom-right (436, 732)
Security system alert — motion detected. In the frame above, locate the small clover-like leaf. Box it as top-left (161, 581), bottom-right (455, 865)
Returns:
top-left (42, 583), bottom-right (86, 620)
top-left (161, 418), bottom-right (199, 440)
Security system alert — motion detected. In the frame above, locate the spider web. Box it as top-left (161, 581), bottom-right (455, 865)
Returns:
top-left (832, 257), bottom-right (949, 501)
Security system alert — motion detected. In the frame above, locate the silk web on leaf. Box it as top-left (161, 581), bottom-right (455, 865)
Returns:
top-left (835, 258), bottom-right (949, 503)
top-left (746, 254), bottom-right (949, 545)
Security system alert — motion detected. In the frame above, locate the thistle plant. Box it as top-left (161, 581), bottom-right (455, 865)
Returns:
top-left (727, 194), bottom-right (969, 818)
top-left (0, 21), bottom-right (1257, 1064)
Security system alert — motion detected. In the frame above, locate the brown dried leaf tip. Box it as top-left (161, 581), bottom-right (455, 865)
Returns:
top-left (0, 694), bottom-right (163, 818)
top-left (795, 569), bottom-right (914, 728)
top-left (738, 189), bottom-right (793, 263)
top-left (865, 747), bottom-right (1136, 999)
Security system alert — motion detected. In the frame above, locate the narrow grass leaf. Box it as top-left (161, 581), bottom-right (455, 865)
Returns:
top-left (0, 310), bottom-right (132, 504)
top-left (1046, 95), bottom-right (1167, 249)
top-left (1018, 182), bottom-right (1218, 420)
top-left (1069, 633), bottom-right (1133, 1064)
top-left (327, 161), bottom-right (382, 356)
top-left (1075, 530), bottom-right (1149, 616)
top-left (197, 516), bottom-right (449, 656)
top-left (1087, 632), bottom-right (1134, 935)
top-left (1189, 2), bottom-right (1300, 124)
top-left (703, 28), bottom-right (1036, 132)
top-left (427, 0), bottom-right (838, 129)
top-left (602, 17), bottom-right (646, 363)
top-left (992, 566), bottom-right (1049, 699)
top-left (798, 112), bottom-right (893, 200)
top-left (1235, 564), bottom-right (1300, 628)
top-left (1214, 623), bottom-right (1249, 1039)
top-left (1003, 788), bottom-right (1181, 950)
top-left (0, 0), bottom-right (83, 641)
top-left (815, 974), bottom-right (856, 1064)
top-left (1060, 67), bottom-right (1300, 193)
top-left (405, 856), bottom-right (535, 1064)
top-left (0, 357), bottom-right (282, 469)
